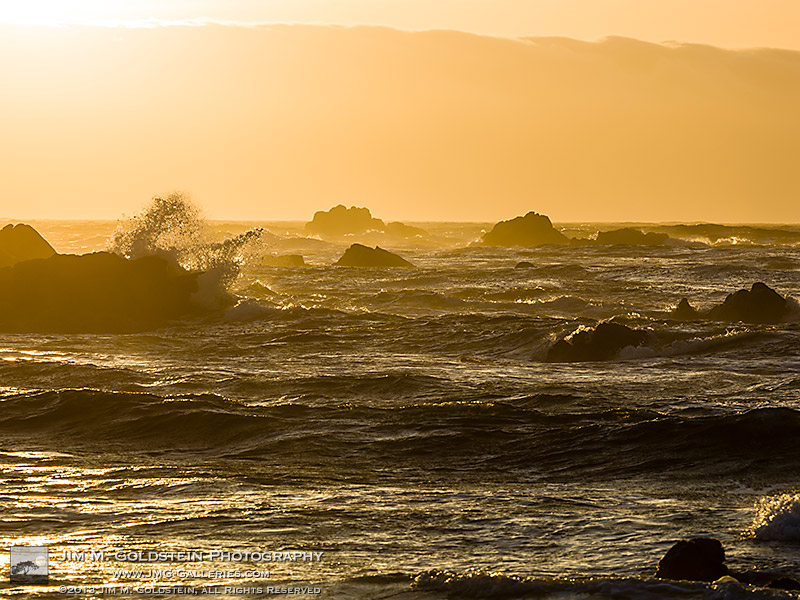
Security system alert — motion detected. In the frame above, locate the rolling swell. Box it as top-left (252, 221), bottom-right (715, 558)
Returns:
top-left (2, 389), bottom-right (798, 482)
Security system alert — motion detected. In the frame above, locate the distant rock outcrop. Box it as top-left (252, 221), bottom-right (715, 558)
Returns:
top-left (670, 283), bottom-right (793, 324)
top-left (0, 252), bottom-right (200, 332)
top-left (546, 322), bottom-right (648, 362)
top-left (336, 244), bottom-right (414, 267)
top-left (595, 228), bottom-right (670, 246)
top-left (481, 212), bottom-right (569, 247)
top-left (304, 205), bottom-right (430, 241)
top-left (655, 538), bottom-right (729, 582)
top-left (261, 254), bottom-right (305, 267)
top-left (0, 223), bottom-right (57, 267)
top-left (515, 261), bottom-right (535, 269)
top-left (384, 221), bottom-right (427, 238)
top-left (306, 205), bottom-right (385, 236)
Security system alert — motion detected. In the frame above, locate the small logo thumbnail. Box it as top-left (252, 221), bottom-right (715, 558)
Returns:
top-left (10, 546), bottom-right (49, 585)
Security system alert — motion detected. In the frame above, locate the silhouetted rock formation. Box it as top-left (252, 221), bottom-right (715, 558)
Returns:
top-left (481, 212), bottom-right (569, 247)
top-left (595, 228), bottom-right (670, 246)
top-left (306, 205), bottom-right (385, 236)
top-left (707, 282), bottom-right (790, 324)
top-left (385, 222), bottom-right (427, 238)
top-left (0, 252), bottom-right (199, 332)
top-left (304, 206), bottom-right (430, 240)
top-left (670, 283), bottom-right (793, 324)
top-left (0, 223), bottom-right (56, 267)
top-left (261, 254), bottom-right (305, 267)
top-left (670, 298), bottom-right (701, 320)
top-left (515, 261), bottom-right (535, 269)
top-left (336, 244), bottom-right (414, 267)
top-left (546, 322), bottom-right (648, 362)
top-left (655, 538), bottom-right (729, 582)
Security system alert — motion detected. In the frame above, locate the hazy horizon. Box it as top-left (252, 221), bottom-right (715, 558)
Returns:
top-left (2, 22), bottom-right (799, 223)
top-left (2, 0), bottom-right (799, 50)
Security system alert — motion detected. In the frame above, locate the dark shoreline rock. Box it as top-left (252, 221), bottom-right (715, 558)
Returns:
top-left (655, 538), bottom-right (728, 582)
top-left (655, 538), bottom-right (800, 590)
top-left (0, 252), bottom-right (200, 332)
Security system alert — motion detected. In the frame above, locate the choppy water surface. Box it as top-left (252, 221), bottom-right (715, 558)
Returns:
top-left (1, 220), bottom-right (799, 599)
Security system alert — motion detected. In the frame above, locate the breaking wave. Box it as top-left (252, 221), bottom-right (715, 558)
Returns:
top-left (108, 193), bottom-right (264, 305)
top-left (749, 493), bottom-right (800, 542)
top-left (412, 570), bottom-right (776, 599)
top-left (4, 389), bottom-right (800, 481)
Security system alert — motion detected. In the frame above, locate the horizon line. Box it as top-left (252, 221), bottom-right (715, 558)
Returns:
top-left (4, 217), bottom-right (800, 227)
top-left (1, 20), bottom-right (797, 53)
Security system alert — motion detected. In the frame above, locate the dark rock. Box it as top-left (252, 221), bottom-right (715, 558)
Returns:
top-left (595, 228), bottom-right (670, 246)
top-left (767, 577), bottom-right (800, 591)
top-left (671, 298), bottom-right (700, 320)
top-left (305, 205), bottom-right (385, 236)
top-left (655, 538), bottom-right (729, 582)
top-left (481, 212), bottom-right (569, 247)
top-left (706, 282), bottom-right (790, 324)
top-left (546, 322), bottom-right (648, 362)
top-left (515, 261), bottom-right (535, 269)
top-left (385, 222), bottom-right (428, 239)
top-left (336, 244), bottom-right (414, 267)
top-left (0, 252), bottom-right (199, 332)
top-left (0, 223), bottom-right (57, 267)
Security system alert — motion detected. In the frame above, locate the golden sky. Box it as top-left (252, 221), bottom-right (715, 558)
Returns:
top-left (1, 2), bottom-right (799, 222)
top-left (1, 0), bottom-right (800, 50)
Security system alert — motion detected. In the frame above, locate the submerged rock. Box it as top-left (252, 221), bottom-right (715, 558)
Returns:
top-left (655, 538), bottom-right (728, 582)
top-left (305, 205), bottom-right (385, 236)
top-left (515, 261), bottom-right (535, 269)
top-left (0, 223), bottom-right (57, 267)
top-left (0, 252), bottom-right (199, 332)
top-left (481, 212), bottom-right (569, 247)
top-left (336, 244), bottom-right (414, 267)
top-left (595, 228), bottom-right (670, 246)
top-left (546, 322), bottom-right (648, 362)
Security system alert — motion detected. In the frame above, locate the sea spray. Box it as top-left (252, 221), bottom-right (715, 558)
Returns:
top-left (109, 193), bottom-right (264, 308)
top-left (749, 493), bottom-right (800, 542)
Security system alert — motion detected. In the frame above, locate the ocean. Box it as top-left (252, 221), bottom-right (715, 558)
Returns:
top-left (1, 216), bottom-right (799, 599)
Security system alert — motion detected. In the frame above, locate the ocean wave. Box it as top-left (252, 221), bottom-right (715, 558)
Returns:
top-left (659, 224), bottom-right (800, 247)
top-left (413, 570), bottom-right (781, 599)
top-left (617, 329), bottom-right (767, 360)
top-left (749, 494), bottom-right (800, 542)
top-left (3, 390), bottom-right (800, 481)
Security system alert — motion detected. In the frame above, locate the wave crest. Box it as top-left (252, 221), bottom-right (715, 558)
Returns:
top-left (108, 192), bottom-right (263, 307)
top-left (749, 493), bottom-right (800, 542)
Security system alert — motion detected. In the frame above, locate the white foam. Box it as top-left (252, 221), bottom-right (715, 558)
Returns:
top-left (618, 330), bottom-right (759, 360)
top-left (749, 493), bottom-right (800, 541)
top-left (223, 299), bottom-right (279, 322)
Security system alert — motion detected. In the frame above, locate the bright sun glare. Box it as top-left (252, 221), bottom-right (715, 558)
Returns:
top-left (0, 0), bottom-right (136, 25)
